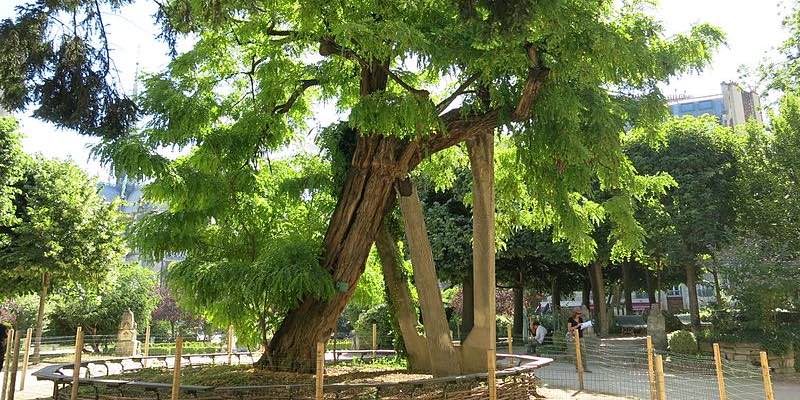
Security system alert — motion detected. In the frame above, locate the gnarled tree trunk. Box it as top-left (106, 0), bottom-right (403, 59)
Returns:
top-left (397, 178), bottom-right (461, 376)
top-left (266, 134), bottom-right (404, 371)
top-left (375, 222), bottom-right (431, 372)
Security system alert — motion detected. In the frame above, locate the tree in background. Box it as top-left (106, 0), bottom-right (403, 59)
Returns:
top-left (151, 287), bottom-right (205, 340)
top-left (49, 263), bottom-right (158, 352)
top-left (626, 116), bottom-right (741, 331)
top-left (0, 117), bottom-right (128, 362)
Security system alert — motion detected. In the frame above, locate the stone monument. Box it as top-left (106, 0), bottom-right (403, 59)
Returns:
top-left (646, 304), bottom-right (667, 350)
top-left (115, 309), bottom-right (140, 356)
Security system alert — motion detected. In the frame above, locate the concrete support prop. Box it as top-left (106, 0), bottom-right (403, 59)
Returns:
top-left (460, 130), bottom-right (496, 373)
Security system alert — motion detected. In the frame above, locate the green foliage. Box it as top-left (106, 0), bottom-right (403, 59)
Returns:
top-left (147, 342), bottom-right (222, 356)
top-left (668, 330), bottom-right (698, 354)
top-left (350, 248), bottom-right (386, 308)
top-left (48, 263), bottom-right (158, 336)
top-left (0, 0), bottom-right (726, 350)
top-left (152, 157), bottom-right (336, 347)
top-left (0, 119), bottom-right (128, 298)
top-left (353, 304), bottom-right (395, 349)
top-left (0, 294), bottom-right (44, 330)
top-left (708, 236), bottom-right (799, 355)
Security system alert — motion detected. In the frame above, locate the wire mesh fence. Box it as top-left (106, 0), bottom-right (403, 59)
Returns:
top-left (1, 328), bottom-right (784, 400)
top-left (532, 334), bottom-right (772, 400)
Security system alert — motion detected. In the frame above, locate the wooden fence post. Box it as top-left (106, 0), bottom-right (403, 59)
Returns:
top-left (506, 325), bottom-right (512, 355)
top-left (759, 351), bottom-right (775, 400)
top-left (227, 325), bottom-right (233, 365)
top-left (574, 333), bottom-right (585, 391)
top-left (143, 325), bottom-right (151, 368)
top-left (6, 330), bottom-right (21, 400)
top-left (70, 327), bottom-right (84, 400)
top-left (170, 337), bottom-right (184, 400)
top-left (315, 342), bottom-right (324, 400)
top-left (713, 343), bottom-right (728, 400)
top-left (646, 336), bottom-right (657, 400)
top-left (1, 329), bottom-right (13, 400)
top-left (19, 328), bottom-right (32, 391)
top-left (371, 323), bottom-right (377, 360)
top-left (654, 354), bottom-right (666, 400)
top-left (487, 349), bottom-right (497, 400)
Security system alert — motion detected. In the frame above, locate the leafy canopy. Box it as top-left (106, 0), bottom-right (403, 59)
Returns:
top-left (0, 118), bottom-right (128, 297)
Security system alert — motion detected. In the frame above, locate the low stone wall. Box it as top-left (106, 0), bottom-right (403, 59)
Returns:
top-left (700, 341), bottom-right (795, 374)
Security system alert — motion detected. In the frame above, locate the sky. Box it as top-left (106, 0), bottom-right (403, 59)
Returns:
top-left (0, 0), bottom-right (792, 179)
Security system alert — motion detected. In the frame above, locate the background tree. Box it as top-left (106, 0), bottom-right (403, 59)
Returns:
top-left (0, 0), bottom-right (723, 369)
top-left (0, 117), bottom-right (127, 361)
top-left (48, 263), bottom-right (158, 352)
top-left (151, 287), bottom-right (205, 340)
top-left (626, 116), bottom-right (741, 331)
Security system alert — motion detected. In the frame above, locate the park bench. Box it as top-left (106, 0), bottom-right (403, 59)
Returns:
top-left (616, 315), bottom-right (647, 336)
top-left (676, 314), bottom-right (712, 329)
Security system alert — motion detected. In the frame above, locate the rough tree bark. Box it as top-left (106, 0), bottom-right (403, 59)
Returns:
top-left (375, 222), bottom-right (431, 372)
top-left (33, 272), bottom-right (49, 364)
top-left (685, 264), bottom-right (701, 332)
top-left (266, 134), bottom-right (404, 370)
top-left (622, 261), bottom-right (633, 315)
top-left (590, 262), bottom-right (609, 337)
top-left (397, 178), bottom-right (461, 376)
top-left (460, 130), bottom-right (496, 373)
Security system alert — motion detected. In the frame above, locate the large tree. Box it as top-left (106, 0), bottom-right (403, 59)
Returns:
top-left (0, 0), bottom-right (723, 370)
top-left (626, 116), bottom-right (741, 331)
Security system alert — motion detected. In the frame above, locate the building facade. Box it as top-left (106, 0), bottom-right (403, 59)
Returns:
top-left (668, 82), bottom-right (763, 127)
top-left (99, 176), bottom-right (183, 284)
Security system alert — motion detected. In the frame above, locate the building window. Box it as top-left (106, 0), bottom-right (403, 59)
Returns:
top-left (667, 286), bottom-right (682, 297)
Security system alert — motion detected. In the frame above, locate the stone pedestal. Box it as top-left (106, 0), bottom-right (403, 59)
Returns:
top-left (115, 309), bottom-right (140, 356)
top-left (646, 305), bottom-right (667, 350)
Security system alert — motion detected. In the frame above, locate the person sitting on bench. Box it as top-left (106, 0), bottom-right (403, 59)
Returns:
top-left (527, 320), bottom-right (546, 354)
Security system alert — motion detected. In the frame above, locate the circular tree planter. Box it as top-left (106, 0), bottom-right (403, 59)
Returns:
top-left (34, 350), bottom-right (553, 399)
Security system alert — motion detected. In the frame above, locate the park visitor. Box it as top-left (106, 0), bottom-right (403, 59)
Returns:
top-left (527, 320), bottom-right (547, 354)
top-left (567, 307), bottom-right (590, 371)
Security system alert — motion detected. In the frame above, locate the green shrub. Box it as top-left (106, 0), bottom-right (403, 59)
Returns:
top-left (146, 342), bottom-right (222, 356)
top-left (668, 330), bottom-right (697, 354)
top-left (353, 304), bottom-right (394, 349)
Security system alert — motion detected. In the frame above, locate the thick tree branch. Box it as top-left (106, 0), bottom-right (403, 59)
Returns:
top-left (376, 64), bottom-right (429, 98)
top-left (512, 47), bottom-right (549, 121)
top-left (273, 79), bottom-right (319, 114)
top-left (436, 73), bottom-right (479, 114)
